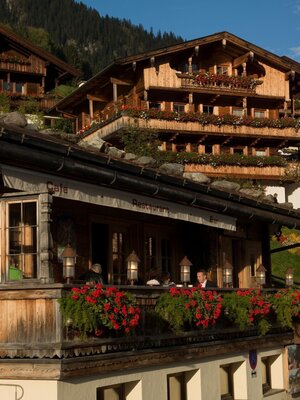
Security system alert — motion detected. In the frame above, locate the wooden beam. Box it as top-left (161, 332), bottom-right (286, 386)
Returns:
top-left (271, 242), bottom-right (300, 253)
top-left (87, 94), bottom-right (107, 102)
top-left (110, 77), bottom-right (133, 86)
top-left (250, 138), bottom-right (261, 146)
top-left (221, 136), bottom-right (233, 145)
top-left (232, 52), bottom-right (250, 68)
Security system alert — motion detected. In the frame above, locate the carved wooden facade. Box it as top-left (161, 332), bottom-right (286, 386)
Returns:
top-left (50, 32), bottom-right (300, 191)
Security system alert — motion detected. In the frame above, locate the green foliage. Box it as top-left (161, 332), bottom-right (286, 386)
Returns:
top-left (157, 151), bottom-right (286, 168)
top-left (53, 118), bottom-right (73, 133)
top-left (26, 26), bottom-right (54, 52)
top-left (222, 290), bottom-right (272, 335)
top-left (58, 284), bottom-right (140, 339)
top-left (0, 0), bottom-right (182, 78)
top-left (18, 96), bottom-right (40, 114)
top-left (0, 93), bottom-right (10, 112)
top-left (119, 128), bottom-right (160, 158)
top-left (271, 227), bottom-right (300, 283)
top-left (155, 287), bottom-right (222, 333)
top-left (155, 291), bottom-right (190, 332)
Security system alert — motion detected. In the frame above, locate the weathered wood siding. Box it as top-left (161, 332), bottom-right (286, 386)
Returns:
top-left (144, 64), bottom-right (181, 89)
top-left (184, 164), bottom-right (286, 179)
top-left (0, 287), bottom-right (63, 355)
top-left (256, 63), bottom-right (286, 98)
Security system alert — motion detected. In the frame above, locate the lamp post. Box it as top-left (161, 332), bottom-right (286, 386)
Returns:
top-left (126, 250), bottom-right (140, 285)
top-left (179, 256), bottom-right (192, 286)
top-left (62, 244), bottom-right (76, 284)
top-left (285, 267), bottom-right (294, 287)
top-left (256, 264), bottom-right (266, 288)
top-left (222, 261), bottom-right (233, 288)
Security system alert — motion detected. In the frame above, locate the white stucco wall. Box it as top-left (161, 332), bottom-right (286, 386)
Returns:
top-left (0, 347), bottom-right (288, 400)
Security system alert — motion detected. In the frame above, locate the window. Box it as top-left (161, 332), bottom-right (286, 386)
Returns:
top-left (205, 145), bottom-right (213, 154)
top-left (3, 82), bottom-right (13, 92)
top-left (149, 102), bottom-right (161, 110)
top-left (161, 238), bottom-right (171, 271)
top-left (203, 105), bottom-right (214, 114)
top-left (217, 66), bottom-right (229, 75)
top-left (173, 103), bottom-right (185, 113)
top-left (233, 148), bottom-right (244, 155)
top-left (255, 150), bottom-right (266, 157)
top-left (168, 373), bottom-right (186, 400)
top-left (97, 381), bottom-right (140, 400)
top-left (232, 108), bottom-right (243, 117)
top-left (112, 232), bottom-right (126, 284)
top-left (261, 355), bottom-right (284, 396)
top-left (254, 110), bottom-right (265, 118)
top-left (220, 362), bottom-right (247, 400)
top-left (6, 200), bottom-right (38, 280)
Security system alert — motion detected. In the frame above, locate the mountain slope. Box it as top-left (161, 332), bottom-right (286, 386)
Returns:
top-left (0, 0), bottom-right (183, 79)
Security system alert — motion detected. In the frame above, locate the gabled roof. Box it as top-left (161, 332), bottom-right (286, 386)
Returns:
top-left (0, 25), bottom-right (81, 78)
top-left (52, 31), bottom-right (300, 112)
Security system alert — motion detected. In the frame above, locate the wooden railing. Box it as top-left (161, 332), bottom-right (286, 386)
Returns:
top-left (0, 284), bottom-right (293, 361)
top-left (83, 115), bottom-right (300, 142)
top-left (184, 164), bottom-right (287, 180)
top-left (177, 73), bottom-right (259, 94)
top-left (0, 61), bottom-right (44, 75)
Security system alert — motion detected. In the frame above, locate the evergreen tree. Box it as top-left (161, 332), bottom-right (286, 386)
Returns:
top-left (0, 0), bottom-right (183, 79)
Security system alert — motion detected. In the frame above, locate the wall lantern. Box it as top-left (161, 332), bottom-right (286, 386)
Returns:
top-left (179, 256), bottom-right (192, 286)
top-left (285, 267), bottom-right (294, 287)
top-left (62, 244), bottom-right (76, 284)
top-left (126, 250), bottom-right (140, 285)
top-left (256, 264), bottom-right (266, 287)
top-left (194, 45), bottom-right (199, 56)
top-left (222, 260), bottom-right (233, 288)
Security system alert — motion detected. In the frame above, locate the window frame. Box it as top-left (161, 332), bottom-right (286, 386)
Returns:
top-left (0, 194), bottom-right (40, 283)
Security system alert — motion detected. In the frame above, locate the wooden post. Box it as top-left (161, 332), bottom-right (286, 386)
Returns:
top-left (39, 193), bottom-right (53, 283)
top-left (89, 98), bottom-right (94, 120)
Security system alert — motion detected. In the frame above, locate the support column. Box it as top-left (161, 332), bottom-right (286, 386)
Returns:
top-left (39, 193), bottom-right (53, 283)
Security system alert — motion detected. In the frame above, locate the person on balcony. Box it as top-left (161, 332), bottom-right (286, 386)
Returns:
top-left (79, 263), bottom-right (104, 284)
top-left (146, 269), bottom-right (161, 286)
top-left (161, 271), bottom-right (176, 287)
top-left (195, 269), bottom-right (215, 288)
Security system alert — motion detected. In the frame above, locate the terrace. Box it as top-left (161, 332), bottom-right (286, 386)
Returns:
top-left (0, 283), bottom-right (296, 380)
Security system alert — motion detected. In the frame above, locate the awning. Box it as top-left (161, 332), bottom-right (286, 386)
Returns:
top-left (1, 165), bottom-right (236, 231)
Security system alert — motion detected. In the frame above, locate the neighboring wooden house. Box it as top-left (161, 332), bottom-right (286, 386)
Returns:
top-left (0, 25), bottom-right (81, 110)
top-left (52, 31), bottom-right (300, 205)
top-left (0, 121), bottom-right (299, 399)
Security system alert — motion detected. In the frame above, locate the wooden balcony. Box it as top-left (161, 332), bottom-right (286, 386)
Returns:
top-left (0, 60), bottom-right (44, 75)
top-left (0, 284), bottom-right (293, 380)
top-left (177, 73), bottom-right (259, 95)
top-left (86, 115), bottom-right (300, 145)
top-left (184, 163), bottom-right (288, 180)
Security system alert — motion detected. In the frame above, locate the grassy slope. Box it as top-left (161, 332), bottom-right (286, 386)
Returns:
top-left (271, 228), bottom-right (300, 285)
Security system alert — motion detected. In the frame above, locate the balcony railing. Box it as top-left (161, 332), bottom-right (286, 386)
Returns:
top-left (177, 72), bottom-right (262, 94)
top-left (80, 112), bottom-right (300, 143)
top-left (0, 284), bottom-right (294, 361)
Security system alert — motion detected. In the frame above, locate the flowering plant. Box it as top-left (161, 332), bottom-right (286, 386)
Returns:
top-left (119, 106), bottom-right (300, 131)
top-left (155, 287), bottom-right (222, 333)
top-left (194, 72), bottom-right (260, 90)
top-left (270, 289), bottom-right (300, 329)
top-left (59, 284), bottom-right (140, 338)
top-left (222, 289), bottom-right (272, 335)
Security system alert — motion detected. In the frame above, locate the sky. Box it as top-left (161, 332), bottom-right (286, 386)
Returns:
top-left (81, 0), bottom-right (300, 61)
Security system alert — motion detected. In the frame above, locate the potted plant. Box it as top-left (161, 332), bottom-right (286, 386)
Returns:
top-left (58, 284), bottom-right (140, 339)
top-left (155, 287), bottom-right (222, 333)
top-left (222, 289), bottom-right (272, 335)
